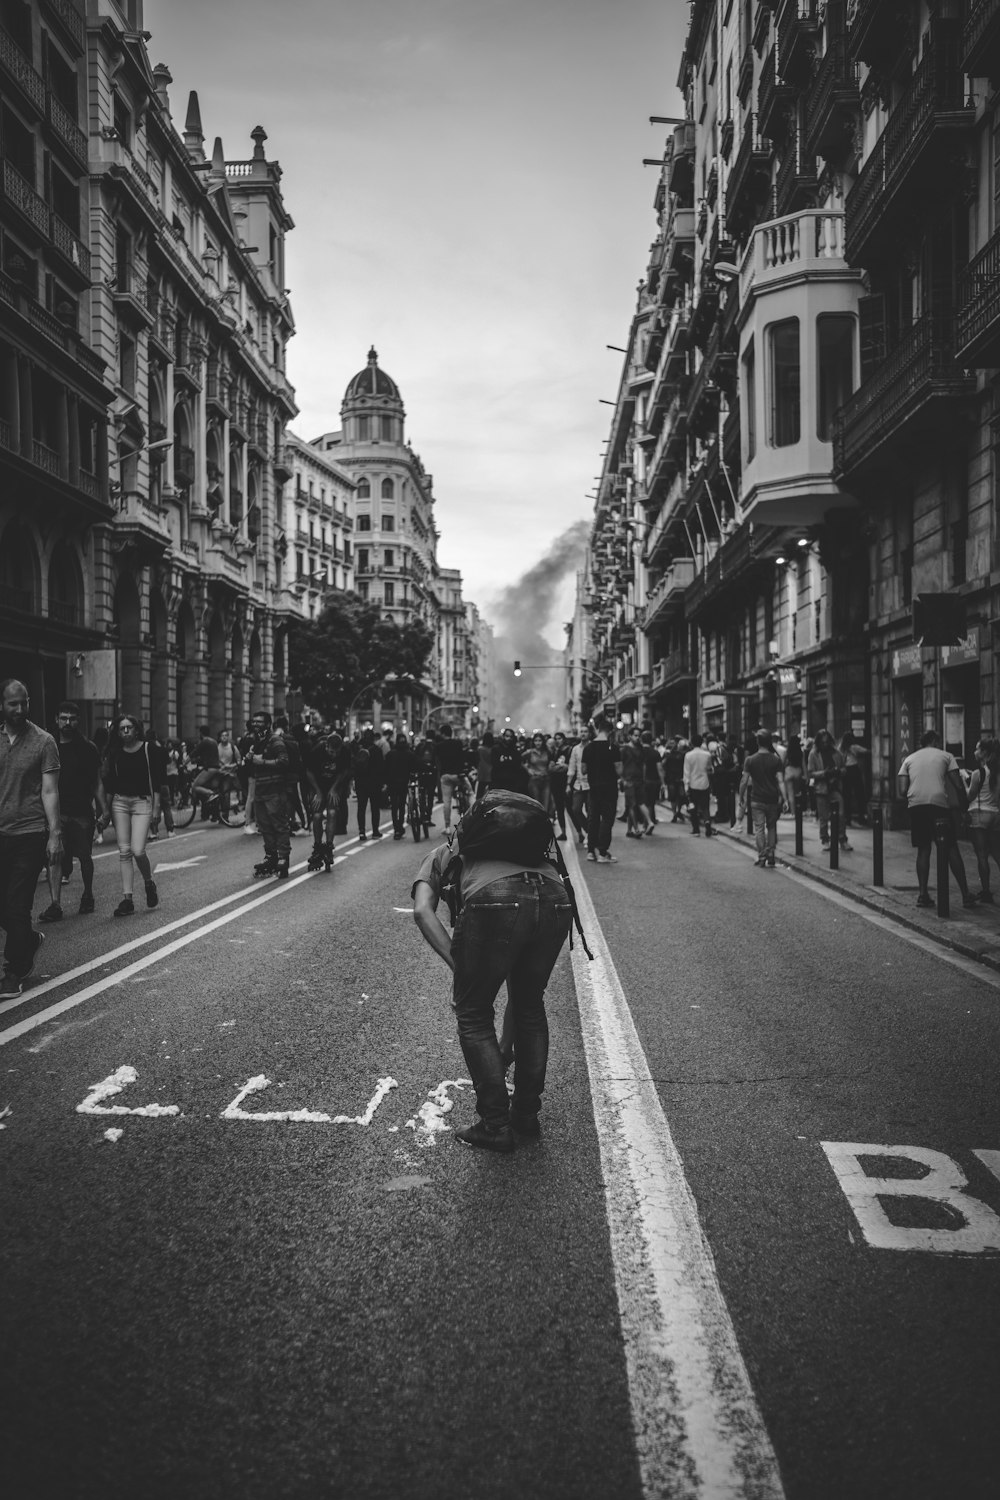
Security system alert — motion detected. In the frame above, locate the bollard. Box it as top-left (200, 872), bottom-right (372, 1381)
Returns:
top-left (935, 819), bottom-right (950, 918)
top-left (872, 804), bottom-right (884, 887)
top-left (746, 801), bottom-right (753, 836)
top-left (794, 796), bottom-right (804, 857)
top-left (830, 804), bottom-right (840, 869)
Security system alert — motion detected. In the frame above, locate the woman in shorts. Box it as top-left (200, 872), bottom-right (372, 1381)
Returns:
top-left (966, 735), bottom-right (1000, 903)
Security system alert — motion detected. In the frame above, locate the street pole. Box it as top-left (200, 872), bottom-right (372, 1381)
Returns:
top-left (935, 818), bottom-right (950, 918)
top-left (872, 804), bottom-right (884, 886)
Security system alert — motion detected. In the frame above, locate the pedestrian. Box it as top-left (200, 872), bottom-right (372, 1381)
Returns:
top-left (839, 731), bottom-right (870, 826)
top-left (663, 737), bottom-right (687, 822)
top-left (737, 728), bottom-right (788, 867)
top-left (435, 722), bottom-right (466, 835)
top-left (353, 727), bottom-right (384, 839)
top-left (303, 728), bottom-right (342, 871)
top-left (475, 731), bottom-right (494, 800)
top-left (274, 715), bottom-right (308, 834)
top-left (565, 726), bottom-right (591, 845)
top-left (245, 710), bottom-right (291, 879)
top-left (897, 728), bottom-right (975, 910)
top-left (548, 731), bottom-right (572, 841)
top-left (217, 728), bottom-right (243, 821)
top-left (639, 730), bottom-right (662, 830)
top-left (783, 733), bottom-right (804, 820)
top-left (582, 713), bottom-right (622, 862)
top-left (522, 731), bottom-right (553, 813)
top-left (620, 727), bottom-right (649, 838)
top-left (0, 679), bottom-right (62, 995)
top-left (807, 729), bottom-right (852, 851)
top-left (98, 714), bottom-right (158, 917)
top-left (189, 723), bottom-right (222, 821)
top-left (490, 726), bottom-right (528, 793)
top-left (38, 703), bottom-right (105, 921)
top-left (683, 732), bottom-right (715, 836)
top-left (383, 731), bottom-right (415, 839)
top-left (411, 791), bottom-right (574, 1151)
top-left (966, 735), bottom-right (1000, 903)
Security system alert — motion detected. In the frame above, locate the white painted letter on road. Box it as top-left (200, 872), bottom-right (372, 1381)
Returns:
top-left (76, 1066), bottom-right (181, 1118)
top-left (821, 1142), bottom-right (1000, 1254)
top-left (221, 1074), bottom-right (398, 1124)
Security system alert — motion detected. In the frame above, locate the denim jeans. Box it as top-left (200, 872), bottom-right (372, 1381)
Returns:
top-left (751, 800), bottom-right (779, 858)
top-left (586, 784), bottom-right (618, 855)
top-left (0, 830), bottom-right (47, 975)
top-left (451, 873), bottom-right (572, 1129)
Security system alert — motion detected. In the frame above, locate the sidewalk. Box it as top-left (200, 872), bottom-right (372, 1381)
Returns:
top-left (710, 807), bottom-right (1000, 976)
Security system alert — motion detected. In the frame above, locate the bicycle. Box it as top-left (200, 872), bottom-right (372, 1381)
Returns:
top-left (454, 775), bottom-right (472, 819)
top-left (171, 780), bottom-right (246, 829)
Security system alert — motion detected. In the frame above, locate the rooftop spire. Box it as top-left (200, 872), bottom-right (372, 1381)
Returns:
top-left (183, 90), bottom-right (205, 160)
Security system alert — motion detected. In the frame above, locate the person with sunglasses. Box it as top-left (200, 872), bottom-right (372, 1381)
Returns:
top-left (98, 715), bottom-right (158, 917)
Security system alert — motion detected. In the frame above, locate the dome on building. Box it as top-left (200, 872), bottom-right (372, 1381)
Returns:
top-left (344, 346), bottom-right (400, 401)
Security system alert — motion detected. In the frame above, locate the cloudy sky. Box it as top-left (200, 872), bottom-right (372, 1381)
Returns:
top-left (143, 0), bottom-right (687, 649)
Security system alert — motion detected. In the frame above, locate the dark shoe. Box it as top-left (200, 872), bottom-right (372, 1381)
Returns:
top-left (509, 1111), bottom-right (541, 1138)
top-left (754, 856), bottom-right (767, 867)
top-left (766, 854), bottom-right (776, 867)
top-left (690, 828), bottom-right (700, 836)
top-left (644, 825), bottom-right (654, 835)
top-left (38, 902), bottom-right (63, 923)
top-left (16, 930), bottom-right (44, 981)
top-left (840, 841), bottom-right (852, 852)
top-left (454, 1120), bottom-right (515, 1153)
top-left (372, 829), bottom-right (384, 839)
top-left (144, 880), bottom-right (158, 909)
top-left (962, 893), bottom-right (979, 909)
top-left (0, 968), bottom-right (22, 997)
top-left (393, 831), bottom-right (404, 840)
top-left (78, 894), bottom-right (95, 915)
top-left (276, 861), bottom-right (290, 881)
top-left (977, 889), bottom-right (995, 904)
top-left (916, 893), bottom-right (934, 908)
top-left (114, 896), bottom-right (135, 918)
top-left (358, 832), bottom-right (368, 842)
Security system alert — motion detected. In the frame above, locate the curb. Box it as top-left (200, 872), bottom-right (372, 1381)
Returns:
top-left (712, 825), bottom-right (1000, 978)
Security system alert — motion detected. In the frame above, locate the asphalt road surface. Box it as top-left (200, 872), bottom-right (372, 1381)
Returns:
top-left (1, 811), bottom-right (998, 1500)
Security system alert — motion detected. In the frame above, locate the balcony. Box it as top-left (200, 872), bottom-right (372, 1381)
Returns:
top-left (832, 311), bottom-right (975, 487)
top-left (206, 365), bottom-right (231, 416)
top-left (849, 0), bottom-right (903, 70)
top-left (174, 444), bottom-right (196, 485)
top-left (773, 125), bottom-right (819, 217)
top-left (845, 32), bottom-right (974, 267)
top-left (643, 558), bottom-right (696, 631)
top-left (45, 92), bottom-right (88, 173)
top-left (49, 214), bottom-right (91, 283)
top-left (956, 227), bottom-right (1000, 366)
top-left (112, 263), bottom-right (151, 327)
top-left (804, 37), bottom-right (860, 164)
top-left (645, 391), bottom-right (688, 502)
top-left (648, 646), bottom-right (696, 697)
top-left (0, 28), bottom-right (44, 114)
top-left (686, 356), bottom-right (720, 441)
top-left (776, 0), bottom-right (819, 86)
top-left (668, 123), bottom-right (695, 204)
top-left (114, 491), bottom-right (171, 559)
top-left (725, 117), bottom-right (772, 241)
top-left (644, 471), bottom-right (687, 565)
top-left (683, 523), bottom-right (776, 625)
top-left (963, 0), bottom-right (1000, 80)
top-left (757, 42), bottom-right (795, 142)
top-left (40, 0), bottom-right (85, 55)
top-left (2, 162), bottom-right (49, 239)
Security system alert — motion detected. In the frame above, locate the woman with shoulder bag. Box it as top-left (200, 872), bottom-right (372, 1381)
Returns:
top-left (966, 736), bottom-right (1000, 903)
top-left (100, 715), bottom-right (158, 917)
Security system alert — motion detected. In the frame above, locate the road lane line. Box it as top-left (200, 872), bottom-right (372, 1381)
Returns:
top-left (1, 832), bottom-right (377, 1021)
top-left (0, 869), bottom-right (322, 1046)
top-left (567, 841), bottom-right (785, 1500)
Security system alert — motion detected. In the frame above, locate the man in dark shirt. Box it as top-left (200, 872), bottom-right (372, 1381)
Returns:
top-left (39, 703), bottom-right (104, 920)
top-left (737, 728), bottom-right (787, 868)
top-left (0, 679), bottom-right (61, 994)
top-left (435, 723), bottom-right (467, 833)
top-left (581, 713), bottom-right (623, 863)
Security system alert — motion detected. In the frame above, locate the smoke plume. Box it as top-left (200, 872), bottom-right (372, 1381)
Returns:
top-left (488, 520), bottom-right (589, 732)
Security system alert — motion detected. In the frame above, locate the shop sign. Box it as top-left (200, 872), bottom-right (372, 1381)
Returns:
top-left (891, 644), bottom-right (923, 678)
top-left (778, 667), bottom-right (799, 691)
top-left (940, 629), bottom-right (979, 669)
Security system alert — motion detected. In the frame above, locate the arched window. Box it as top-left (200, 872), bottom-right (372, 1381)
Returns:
top-left (381, 477), bottom-right (394, 499)
top-left (357, 478), bottom-right (371, 498)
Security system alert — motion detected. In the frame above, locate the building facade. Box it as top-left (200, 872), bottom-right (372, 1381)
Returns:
top-left (280, 430), bottom-right (354, 620)
top-left (578, 0), bottom-right (997, 823)
top-left (0, 0), bottom-right (299, 739)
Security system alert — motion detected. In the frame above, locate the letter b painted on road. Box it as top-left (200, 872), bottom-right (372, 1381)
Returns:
top-left (821, 1142), bottom-right (1000, 1255)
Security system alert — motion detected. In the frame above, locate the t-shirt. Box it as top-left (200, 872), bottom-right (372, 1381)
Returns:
top-left (620, 742), bottom-right (644, 785)
top-left (581, 738), bottom-right (622, 791)
top-left (435, 738), bottom-right (465, 775)
top-left (743, 750), bottom-right (784, 804)
top-left (57, 733), bottom-right (101, 817)
top-left (411, 840), bottom-right (563, 912)
top-left (683, 746), bottom-right (714, 791)
top-left (898, 746), bottom-right (959, 808)
top-left (194, 736), bottom-right (220, 770)
top-left (107, 745), bottom-right (152, 798)
top-left (0, 721), bottom-right (60, 835)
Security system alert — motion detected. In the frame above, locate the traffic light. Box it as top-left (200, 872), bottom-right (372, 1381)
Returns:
top-left (911, 593), bottom-right (965, 648)
top-left (513, 661), bottom-right (521, 676)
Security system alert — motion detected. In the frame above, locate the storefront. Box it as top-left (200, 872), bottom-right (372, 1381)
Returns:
top-left (777, 666), bottom-right (802, 740)
top-left (939, 630), bottom-right (981, 765)
top-left (890, 642), bottom-right (922, 822)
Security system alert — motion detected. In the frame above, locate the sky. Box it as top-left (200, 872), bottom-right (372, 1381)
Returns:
top-left (142, 0), bottom-right (687, 677)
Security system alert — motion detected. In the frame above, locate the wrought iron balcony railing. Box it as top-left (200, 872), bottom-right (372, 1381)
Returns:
top-left (804, 36), bottom-right (860, 163)
top-left (962, 0), bottom-right (1000, 79)
top-left (725, 116), bottom-right (772, 241)
top-left (957, 226), bottom-right (1000, 366)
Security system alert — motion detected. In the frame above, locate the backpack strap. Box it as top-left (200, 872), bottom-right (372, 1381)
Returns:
top-left (548, 838), bottom-right (594, 962)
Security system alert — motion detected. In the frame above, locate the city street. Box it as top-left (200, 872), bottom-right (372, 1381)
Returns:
top-left (1, 812), bottom-right (998, 1500)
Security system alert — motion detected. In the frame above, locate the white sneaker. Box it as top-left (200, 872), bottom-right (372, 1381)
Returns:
top-left (244, 823), bottom-right (258, 836)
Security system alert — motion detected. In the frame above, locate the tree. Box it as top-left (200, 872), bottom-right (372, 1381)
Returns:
top-left (287, 593), bottom-right (435, 721)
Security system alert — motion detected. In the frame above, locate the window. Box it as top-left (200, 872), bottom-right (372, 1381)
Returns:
top-left (768, 318), bottom-right (800, 447)
top-left (382, 514), bottom-right (395, 532)
top-left (358, 581), bottom-right (369, 601)
top-left (296, 552), bottom-right (305, 579)
top-left (113, 92), bottom-right (131, 148)
top-left (356, 415), bottom-right (370, 440)
top-left (384, 549), bottom-right (394, 567)
top-left (356, 478), bottom-right (370, 498)
top-left (381, 477), bottom-right (394, 499)
top-left (357, 548), bottom-right (369, 573)
top-left (384, 582), bottom-right (395, 607)
top-left (380, 416), bottom-right (395, 441)
top-left (356, 513), bottom-right (371, 531)
top-left (816, 315), bottom-right (854, 441)
top-left (743, 338), bottom-right (756, 463)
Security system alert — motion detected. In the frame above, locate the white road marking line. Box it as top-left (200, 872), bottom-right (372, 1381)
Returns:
top-left (153, 856), bottom-right (208, 871)
top-left (76, 1065), bottom-right (181, 1118)
top-left (221, 1074), bottom-right (398, 1124)
top-left (567, 840), bottom-right (785, 1499)
top-left (0, 871), bottom-right (316, 1047)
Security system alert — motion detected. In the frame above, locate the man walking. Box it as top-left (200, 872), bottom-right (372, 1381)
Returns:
top-left (898, 728), bottom-right (976, 910)
top-left (411, 794), bottom-right (573, 1151)
top-left (581, 713), bottom-right (622, 862)
top-left (38, 702), bottom-right (105, 920)
top-left (683, 732), bottom-right (716, 836)
top-left (737, 728), bottom-right (787, 867)
top-left (0, 679), bottom-right (62, 995)
top-left (245, 711), bottom-right (291, 879)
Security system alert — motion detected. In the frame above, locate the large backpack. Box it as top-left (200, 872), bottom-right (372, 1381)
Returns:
top-left (440, 789), bottom-right (593, 960)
